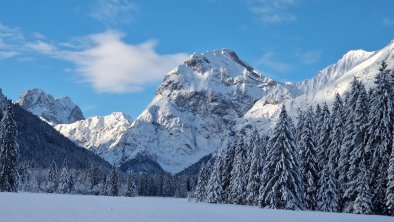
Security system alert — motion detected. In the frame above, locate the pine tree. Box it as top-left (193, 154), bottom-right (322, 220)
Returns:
top-left (329, 94), bottom-right (344, 170)
top-left (353, 157), bottom-right (373, 214)
top-left (87, 165), bottom-right (100, 195)
top-left (259, 105), bottom-right (304, 210)
top-left (125, 171), bottom-right (137, 197)
top-left (344, 84), bottom-right (370, 212)
top-left (58, 159), bottom-right (72, 194)
top-left (317, 157), bottom-right (339, 212)
top-left (195, 161), bottom-right (211, 202)
top-left (299, 107), bottom-right (319, 210)
top-left (316, 103), bottom-right (331, 173)
top-left (0, 103), bottom-right (18, 192)
top-left (220, 142), bottom-right (235, 203)
top-left (385, 146), bottom-right (394, 215)
top-left (108, 167), bottom-right (119, 196)
top-left (229, 136), bottom-right (248, 205)
top-left (365, 62), bottom-right (394, 213)
top-left (206, 156), bottom-right (222, 203)
top-left (295, 108), bottom-right (304, 148)
top-left (45, 161), bottom-right (57, 193)
top-left (246, 132), bottom-right (266, 206)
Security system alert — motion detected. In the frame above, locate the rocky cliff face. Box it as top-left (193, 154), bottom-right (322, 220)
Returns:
top-left (17, 88), bottom-right (85, 125)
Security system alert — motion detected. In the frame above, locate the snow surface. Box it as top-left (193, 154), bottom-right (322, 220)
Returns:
top-left (0, 193), bottom-right (392, 222)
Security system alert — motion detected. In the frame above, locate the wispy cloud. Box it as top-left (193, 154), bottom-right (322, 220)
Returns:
top-left (58, 31), bottom-right (188, 93)
top-left (247, 0), bottom-right (298, 24)
top-left (383, 18), bottom-right (394, 27)
top-left (90, 0), bottom-right (138, 27)
top-left (258, 52), bottom-right (293, 72)
top-left (299, 50), bottom-right (320, 64)
top-left (0, 22), bottom-right (188, 93)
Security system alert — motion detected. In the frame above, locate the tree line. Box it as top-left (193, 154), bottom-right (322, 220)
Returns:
top-left (195, 62), bottom-right (394, 216)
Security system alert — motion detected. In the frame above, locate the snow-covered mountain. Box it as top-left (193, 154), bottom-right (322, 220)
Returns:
top-left (17, 88), bottom-right (85, 125)
top-left (55, 112), bottom-right (132, 157)
top-left (107, 49), bottom-right (289, 172)
top-left (20, 40), bottom-right (394, 174)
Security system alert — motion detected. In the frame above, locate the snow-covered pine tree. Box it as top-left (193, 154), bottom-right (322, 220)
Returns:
top-left (58, 159), bottom-right (72, 194)
top-left (353, 157), bottom-right (373, 214)
top-left (344, 83), bottom-right (370, 212)
top-left (87, 166), bottom-right (100, 195)
top-left (246, 131), bottom-right (266, 206)
top-left (17, 163), bottom-right (28, 192)
top-left (229, 135), bottom-right (248, 205)
top-left (206, 155), bottom-right (222, 203)
top-left (195, 161), bottom-right (211, 202)
top-left (328, 94), bottom-right (344, 170)
top-left (108, 167), bottom-right (119, 196)
top-left (125, 171), bottom-right (137, 197)
top-left (339, 79), bottom-right (364, 208)
top-left (259, 105), bottom-right (304, 210)
top-left (295, 108), bottom-right (304, 148)
top-left (100, 174), bottom-right (108, 196)
top-left (365, 62), bottom-right (394, 214)
top-left (45, 160), bottom-right (57, 193)
top-left (317, 156), bottom-right (339, 212)
top-left (220, 141), bottom-right (235, 203)
top-left (316, 103), bottom-right (331, 173)
top-left (386, 147), bottom-right (394, 216)
top-left (0, 103), bottom-right (18, 192)
top-left (299, 106), bottom-right (319, 210)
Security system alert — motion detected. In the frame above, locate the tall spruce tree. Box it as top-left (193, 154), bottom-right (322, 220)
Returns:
top-left (317, 156), bottom-right (339, 212)
top-left (339, 79), bottom-right (362, 198)
top-left (125, 171), bottom-right (137, 197)
top-left (299, 106), bottom-right (319, 210)
top-left (206, 156), bottom-right (222, 203)
top-left (108, 167), bottom-right (119, 196)
top-left (316, 103), bottom-right (331, 173)
top-left (365, 62), bottom-right (394, 214)
top-left (195, 161), bottom-right (211, 202)
top-left (344, 83), bottom-right (370, 212)
top-left (353, 157), bottom-right (373, 214)
top-left (58, 159), bottom-right (73, 194)
top-left (45, 161), bottom-right (58, 193)
top-left (246, 132), bottom-right (266, 206)
top-left (386, 147), bottom-right (394, 216)
top-left (220, 142), bottom-right (235, 203)
top-left (329, 94), bottom-right (344, 171)
top-left (0, 103), bottom-right (18, 192)
top-left (229, 135), bottom-right (248, 205)
top-left (259, 105), bottom-right (304, 210)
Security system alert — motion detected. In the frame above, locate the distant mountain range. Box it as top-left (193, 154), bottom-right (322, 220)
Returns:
top-left (16, 40), bottom-right (394, 173)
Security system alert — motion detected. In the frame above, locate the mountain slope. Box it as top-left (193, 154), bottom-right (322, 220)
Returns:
top-left (55, 112), bottom-right (132, 157)
top-left (0, 90), bottom-right (110, 169)
top-left (18, 88), bottom-right (85, 125)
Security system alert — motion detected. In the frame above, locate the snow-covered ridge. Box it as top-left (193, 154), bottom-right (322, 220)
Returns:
top-left (17, 88), bottom-right (85, 125)
top-left (55, 112), bottom-right (132, 158)
top-left (20, 40), bottom-right (394, 174)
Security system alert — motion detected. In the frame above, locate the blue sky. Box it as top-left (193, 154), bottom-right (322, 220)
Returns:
top-left (0, 0), bottom-right (393, 118)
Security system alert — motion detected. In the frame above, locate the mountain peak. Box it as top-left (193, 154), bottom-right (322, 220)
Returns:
top-left (18, 88), bottom-right (85, 125)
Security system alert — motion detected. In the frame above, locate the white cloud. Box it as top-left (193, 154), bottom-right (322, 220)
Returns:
top-left (258, 52), bottom-right (293, 72)
top-left (383, 18), bottom-right (394, 27)
top-left (247, 0), bottom-right (298, 24)
top-left (90, 0), bottom-right (138, 26)
top-left (0, 22), bottom-right (188, 93)
top-left (58, 31), bottom-right (188, 93)
top-left (299, 50), bottom-right (320, 64)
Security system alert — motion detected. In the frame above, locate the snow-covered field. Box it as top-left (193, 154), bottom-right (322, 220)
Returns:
top-left (0, 193), bottom-right (392, 222)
